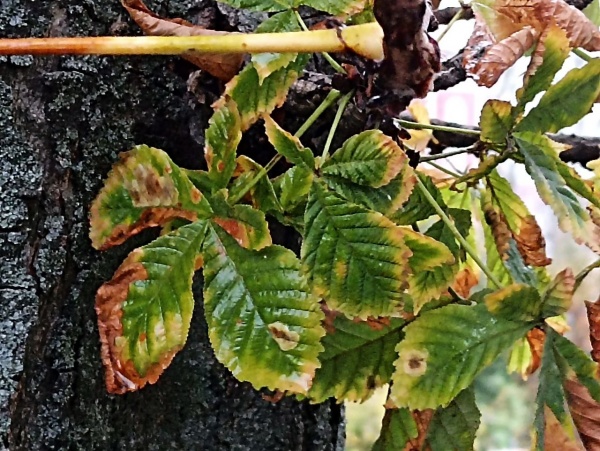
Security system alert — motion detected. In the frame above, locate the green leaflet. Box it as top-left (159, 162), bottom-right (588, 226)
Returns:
top-left (202, 223), bottom-right (325, 393)
top-left (400, 228), bottom-right (455, 273)
top-left (534, 330), bottom-right (570, 450)
top-left (372, 408), bottom-right (418, 451)
top-left (484, 283), bottom-right (543, 322)
top-left (301, 0), bottom-right (367, 14)
top-left (426, 388), bottom-right (481, 451)
top-left (264, 115), bottom-right (315, 169)
top-left (485, 171), bottom-right (550, 266)
top-left (584, 0), bottom-right (600, 26)
top-left (308, 315), bottom-right (405, 402)
top-left (209, 190), bottom-right (272, 250)
top-left (302, 180), bottom-right (412, 318)
top-left (216, 53), bottom-right (309, 131)
top-left (479, 99), bottom-right (513, 146)
top-left (541, 268), bottom-right (575, 318)
top-left (556, 156), bottom-right (600, 210)
top-left (229, 155), bottom-right (282, 213)
top-left (515, 59), bottom-right (600, 134)
top-left (390, 174), bottom-right (444, 225)
top-left (516, 26), bottom-right (570, 112)
top-left (205, 101), bottom-right (243, 190)
top-left (391, 304), bottom-right (532, 409)
top-left (515, 131), bottom-right (600, 253)
top-left (553, 332), bottom-right (600, 403)
top-left (252, 10), bottom-right (300, 83)
top-left (278, 165), bottom-right (314, 212)
top-left (218, 0), bottom-right (367, 14)
top-left (407, 209), bottom-right (471, 312)
top-left (96, 220), bottom-right (208, 393)
top-left (323, 166), bottom-right (416, 216)
top-left (321, 130), bottom-right (408, 188)
top-left (216, 0), bottom-right (294, 12)
top-left (90, 145), bottom-right (213, 250)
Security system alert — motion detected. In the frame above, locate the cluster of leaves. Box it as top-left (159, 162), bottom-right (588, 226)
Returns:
top-left (90, 0), bottom-right (600, 449)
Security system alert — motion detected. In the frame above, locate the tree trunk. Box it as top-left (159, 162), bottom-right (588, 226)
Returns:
top-left (0, 1), bottom-right (344, 449)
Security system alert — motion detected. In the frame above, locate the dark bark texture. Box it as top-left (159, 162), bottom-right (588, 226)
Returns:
top-left (0, 1), bottom-right (344, 450)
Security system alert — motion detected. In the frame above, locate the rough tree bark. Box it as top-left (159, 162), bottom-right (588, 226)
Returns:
top-left (0, 1), bottom-right (344, 449)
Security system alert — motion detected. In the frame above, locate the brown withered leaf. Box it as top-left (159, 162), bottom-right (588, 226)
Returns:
top-left (526, 328), bottom-right (546, 376)
top-left (514, 215), bottom-right (551, 266)
top-left (406, 410), bottom-right (434, 451)
top-left (467, 26), bottom-right (537, 88)
top-left (483, 202), bottom-right (513, 259)
top-left (451, 266), bottom-right (479, 299)
top-left (543, 404), bottom-right (584, 451)
top-left (565, 377), bottom-right (600, 450)
top-left (96, 252), bottom-right (161, 394)
top-left (121, 0), bottom-right (243, 81)
top-left (586, 299), bottom-right (600, 365)
top-left (465, 0), bottom-right (600, 87)
top-left (494, 0), bottom-right (600, 51)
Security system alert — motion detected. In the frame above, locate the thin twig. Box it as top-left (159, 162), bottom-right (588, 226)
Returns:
top-left (320, 90), bottom-right (354, 166)
top-left (415, 176), bottom-right (502, 288)
top-left (574, 259), bottom-right (600, 294)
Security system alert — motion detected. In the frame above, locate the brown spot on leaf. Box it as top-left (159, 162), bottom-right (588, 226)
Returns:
top-left (268, 322), bottom-right (300, 351)
top-left (190, 187), bottom-right (203, 204)
top-left (213, 217), bottom-right (247, 248)
top-left (401, 349), bottom-right (428, 377)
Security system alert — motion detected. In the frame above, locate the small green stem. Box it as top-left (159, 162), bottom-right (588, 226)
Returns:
top-left (415, 176), bottom-right (502, 289)
top-left (295, 89), bottom-right (341, 138)
top-left (230, 88), bottom-right (344, 204)
top-left (294, 11), bottom-right (346, 74)
top-left (396, 119), bottom-right (481, 137)
top-left (436, 9), bottom-right (463, 42)
top-left (419, 147), bottom-right (472, 162)
top-left (422, 161), bottom-right (463, 178)
top-left (574, 258), bottom-right (600, 294)
top-left (319, 90), bottom-right (353, 167)
top-left (572, 48), bottom-right (592, 62)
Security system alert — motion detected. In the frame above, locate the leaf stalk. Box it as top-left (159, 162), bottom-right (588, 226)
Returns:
top-left (0, 23), bottom-right (384, 60)
top-left (415, 176), bottom-right (503, 289)
top-left (396, 119), bottom-right (481, 137)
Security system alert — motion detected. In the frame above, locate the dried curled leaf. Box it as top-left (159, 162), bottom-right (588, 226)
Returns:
top-left (466, 0), bottom-right (600, 87)
top-left (466, 25), bottom-right (537, 88)
top-left (527, 328), bottom-right (546, 376)
top-left (586, 299), bottom-right (600, 365)
top-left (565, 378), bottom-right (600, 450)
top-left (121, 0), bottom-right (243, 81)
top-left (543, 405), bottom-right (583, 451)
